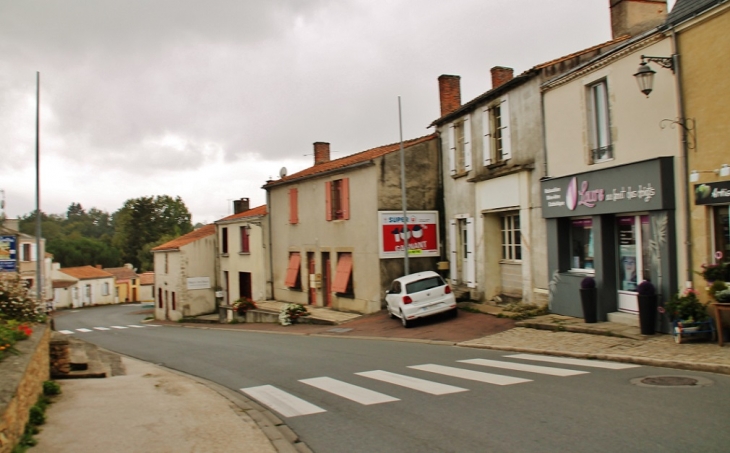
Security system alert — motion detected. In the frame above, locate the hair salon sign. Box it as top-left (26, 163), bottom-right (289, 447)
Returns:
top-left (541, 157), bottom-right (675, 218)
top-left (378, 211), bottom-right (439, 259)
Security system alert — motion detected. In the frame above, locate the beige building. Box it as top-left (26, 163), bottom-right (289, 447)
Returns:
top-left (152, 224), bottom-right (217, 321)
top-left (104, 264), bottom-right (140, 303)
top-left (263, 136), bottom-right (440, 314)
top-left (56, 265), bottom-right (116, 307)
top-left (139, 272), bottom-right (155, 304)
top-left (215, 200), bottom-right (269, 306)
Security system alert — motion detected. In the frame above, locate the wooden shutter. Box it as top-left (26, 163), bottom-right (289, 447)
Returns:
top-left (341, 178), bottom-right (350, 220)
top-left (325, 181), bottom-right (333, 221)
top-left (463, 117), bottom-right (472, 171)
top-left (482, 108), bottom-right (492, 166)
top-left (466, 217), bottom-right (476, 288)
top-left (289, 188), bottom-right (298, 224)
top-left (241, 226), bottom-right (250, 253)
top-left (285, 253), bottom-right (301, 287)
top-left (449, 219), bottom-right (457, 282)
top-left (332, 253), bottom-right (353, 293)
top-left (501, 95), bottom-right (512, 160)
top-left (448, 123), bottom-right (456, 175)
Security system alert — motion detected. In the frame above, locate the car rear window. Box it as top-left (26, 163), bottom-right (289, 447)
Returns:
top-left (405, 276), bottom-right (444, 294)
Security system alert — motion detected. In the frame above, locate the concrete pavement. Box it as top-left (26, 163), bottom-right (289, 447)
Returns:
top-left (33, 306), bottom-right (730, 453)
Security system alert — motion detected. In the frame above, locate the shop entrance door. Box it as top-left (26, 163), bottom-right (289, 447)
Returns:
top-left (617, 215), bottom-right (650, 313)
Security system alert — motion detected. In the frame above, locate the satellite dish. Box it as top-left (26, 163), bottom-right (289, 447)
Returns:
top-left (279, 167), bottom-right (288, 178)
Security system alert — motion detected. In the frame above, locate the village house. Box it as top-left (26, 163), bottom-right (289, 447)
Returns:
top-left (55, 265), bottom-right (116, 307)
top-left (104, 264), bottom-right (140, 303)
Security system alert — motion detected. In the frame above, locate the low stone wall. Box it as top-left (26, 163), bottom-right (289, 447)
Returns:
top-left (0, 324), bottom-right (50, 453)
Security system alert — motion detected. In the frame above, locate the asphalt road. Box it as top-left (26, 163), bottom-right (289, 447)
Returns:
top-left (54, 305), bottom-right (730, 453)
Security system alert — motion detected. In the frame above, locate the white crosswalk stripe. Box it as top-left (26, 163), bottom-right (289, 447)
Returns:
top-left (93, 327), bottom-right (111, 331)
top-left (409, 364), bottom-right (532, 385)
top-left (241, 385), bottom-right (326, 418)
top-left (76, 328), bottom-right (93, 333)
top-left (459, 359), bottom-right (589, 377)
top-left (300, 377), bottom-right (399, 405)
top-left (356, 370), bottom-right (468, 395)
top-left (110, 326), bottom-right (128, 329)
top-left (504, 353), bottom-right (641, 369)
top-left (58, 330), bottom-right (74, 335)
top-left (127, 325), bottom-right (145, 328)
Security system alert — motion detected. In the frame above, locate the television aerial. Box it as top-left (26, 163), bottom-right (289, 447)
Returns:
top-left (279, 167), bottom-right (288, 178)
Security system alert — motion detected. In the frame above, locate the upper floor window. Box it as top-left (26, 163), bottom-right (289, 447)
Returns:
top-left (501, 212), bottom-right (521, 261)
top-left (240, 226), bottom-right (250, 253)
top-left (22, 243), bottom-right (32, 262)
top-left (221, 227), bottom-right (229, 254)
top-left (326, 178), bottom-right (350, 221)
top-left (587, 80), bottom-right (612, 163)
top-left (289, 188), bottom-right (299, 224)
top-left (448, 117), bottom-right (471, 175)
top-left (483, 95), bottom-right (512, 165)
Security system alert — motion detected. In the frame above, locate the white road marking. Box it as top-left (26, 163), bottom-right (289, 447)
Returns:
top-left (146, 324), bottom-right (161, 327)
top-left (58, 330), bottom-right (74, 335)
top-left (356, 370), bottom-right (468, 395)
top-left (110, 326), bottom-right (128, 329)
top-left (127, 325), bottom-right (145, 328)
top-left (505, 354), bottom-right (641, 370)
top-left (300, 377), bottom-right (399, 405)
top-left (240, 385), bottom-right (326, 418)
top-left (93, 327), bottom-right (111, 331)
top-left (409, 364), bottom-right (532, 386)
top-left (459, 359), bottom-right (589, 377)
top-left (75, 328), bottom-right (93, 333)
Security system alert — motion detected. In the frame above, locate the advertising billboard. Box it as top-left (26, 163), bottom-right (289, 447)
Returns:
top-left (0, 235), bottom-right (18, 272)
top-left (378, 211), bottom-right (439, 259)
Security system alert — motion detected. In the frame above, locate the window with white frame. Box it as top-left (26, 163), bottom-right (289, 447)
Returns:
top-left (448, 117), bottom-right (471, 175)
top-left (587, 80), bottom-right (612, 163)
top-left (501, 212), bottom-right (521, 261)
top-left (483, 95), bottom-right (512, 166)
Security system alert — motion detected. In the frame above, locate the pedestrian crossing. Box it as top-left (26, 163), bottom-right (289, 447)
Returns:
top-left (240, 355), bottom-right (640, 418)
top-left (57, 324), bottom-right (161, 335)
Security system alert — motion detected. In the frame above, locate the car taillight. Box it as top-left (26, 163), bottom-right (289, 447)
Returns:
top-left (444, 285), bottom-right (452, 294)
top-left (403, 295), bottom-right (413, 304)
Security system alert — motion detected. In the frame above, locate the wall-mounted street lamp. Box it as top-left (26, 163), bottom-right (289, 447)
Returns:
top-left (634, 55), bottom-right (675, 97)
top-left (690, 164), bottom-right (730, 182)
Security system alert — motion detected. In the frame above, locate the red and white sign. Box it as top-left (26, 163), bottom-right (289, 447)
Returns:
top-left (378, 211), bottom-right (439, 259)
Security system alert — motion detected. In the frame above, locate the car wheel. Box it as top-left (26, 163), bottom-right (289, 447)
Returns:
top-left (400, 311), bottom-right (411, 328)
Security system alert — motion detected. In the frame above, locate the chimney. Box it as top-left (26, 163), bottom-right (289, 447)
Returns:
top-left (233, 198), bottom-right (250, 214)
top-left (609, 0), bottom-right (667, 39)
top-left (314, 142), bottom-right (330, 165)
top-left (438, 75), bottom-right (461, 117)
top-left (491, 66), bottom-right (514, 89)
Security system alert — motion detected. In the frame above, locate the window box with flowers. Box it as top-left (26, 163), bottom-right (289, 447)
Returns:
top-left (664, 288), bottom-right (715, 344)
top-left (231, 298), bottom-right (257, 318)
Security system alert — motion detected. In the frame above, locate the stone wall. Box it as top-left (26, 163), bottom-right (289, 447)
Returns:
top-left (0, 324), bottom-right (50, 453)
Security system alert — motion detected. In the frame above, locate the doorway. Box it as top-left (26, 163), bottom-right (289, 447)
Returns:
top-left (322, 252), bottom-right (332, 307)
top-left (239, 272), bottom-right (252, 300)
top-left (308, 252), bottom-right (316, 305)
top-left (617, 214), bottom-right (650, 313)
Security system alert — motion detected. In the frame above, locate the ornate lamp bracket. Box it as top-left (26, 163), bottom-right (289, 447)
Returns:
top-left (661, 118), bottom-right (696, 151)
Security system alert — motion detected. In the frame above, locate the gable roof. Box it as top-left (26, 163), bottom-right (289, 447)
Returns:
top-left (103, 267), bottom-right (139, 280)
top-left (216, 205), bottom-right (267, 223)
top-left (667, 0), bottom-right (725, 25)
top-left (262, 134), bottom-right (437, 189)
top-left (139, 272), bottom-right (155, 285)
top-left (430, 35), bottom-right (631, 127)
top-left (151, 224), bottom-right (216, 252)
top-left (58, 266), bottom-right (114, 280)
top-left (52, 280), bottom-right (76, 289)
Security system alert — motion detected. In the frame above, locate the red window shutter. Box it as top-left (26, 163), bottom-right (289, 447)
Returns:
top-left (341, 178), bottom-right (350, 220)
top-left (332, 253), bottom-right (353, 293)
top-left (241, 227), bottom-right (250, 253)
top-left (289, 188), bottom-right (298, 224)
top-left (325, 181), bottom-right (333, 221)
top-left (285, 252), bottom-right (301, 287)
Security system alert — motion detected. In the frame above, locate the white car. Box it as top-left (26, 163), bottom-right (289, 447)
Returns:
top-left (385, 271), bottom-right (457, 328)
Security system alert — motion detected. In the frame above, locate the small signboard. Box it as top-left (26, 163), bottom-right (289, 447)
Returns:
top-left (378, 211), bottom-right (439, 259)
top-left (186, 277), bottom-right (211, 290)
top-left (694, 181), bottom-right (730, 205)
top-left (0, 235), bottom-right (17, 272)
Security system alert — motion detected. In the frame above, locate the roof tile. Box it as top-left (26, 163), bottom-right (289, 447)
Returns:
top-left (217, 205), bottom-right (267, 223)
top-left (152, 224), bottom-right (216, 252)
top-left (58, 266), bottom-right (114, 280)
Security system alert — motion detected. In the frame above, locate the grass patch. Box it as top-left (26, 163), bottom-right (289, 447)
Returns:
top-left (496, 303), bottom-right (550, 320)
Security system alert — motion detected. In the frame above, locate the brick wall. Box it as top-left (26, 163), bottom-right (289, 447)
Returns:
top-left (0, 324), bottom-right (50, 453)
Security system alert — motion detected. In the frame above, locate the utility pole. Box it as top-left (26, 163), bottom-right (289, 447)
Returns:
top-left (35, 72), bottom-right (42, 306)
top-left (398, 96), bottom-right (408, 275)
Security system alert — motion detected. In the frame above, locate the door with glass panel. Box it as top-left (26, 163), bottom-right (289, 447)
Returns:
top-left (617, 215), bottom-right (650, 313)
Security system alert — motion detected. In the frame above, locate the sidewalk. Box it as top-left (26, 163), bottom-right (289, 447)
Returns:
top-left (34, 306), bottom-right (730, 453)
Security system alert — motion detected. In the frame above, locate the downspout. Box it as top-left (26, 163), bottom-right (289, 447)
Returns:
top-left (540, 82), bottom-right (549, 178)
top-left (669, 27), bottom-right (694, 285)
top-left (266, 188), bottom-right (275, 300)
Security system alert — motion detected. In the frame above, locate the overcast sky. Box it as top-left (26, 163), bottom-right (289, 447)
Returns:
top-left (0, 0), bottom-right (676, 225)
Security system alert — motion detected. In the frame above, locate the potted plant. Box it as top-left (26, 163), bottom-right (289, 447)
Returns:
top-left (665, 288), bottom-right (712, 342)
top-left (697, 262), bottom-right (729, 283)
top-left (279, 303), bottom-right (310, 326)
top-left (232, 298), bottom-right (257, 317)
top-left (579, 276), bottom-right (598, 323)
top-left (636, 280), bottom-right (657, 335)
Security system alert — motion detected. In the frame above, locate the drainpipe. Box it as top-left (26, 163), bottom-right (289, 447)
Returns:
top-left (266, 189), bottom-right (275, 299)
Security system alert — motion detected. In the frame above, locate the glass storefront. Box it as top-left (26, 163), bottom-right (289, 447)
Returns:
top-left (713, 205), bottom-right (729, 263)
top-left (570, 218), bottom-right (594, 270)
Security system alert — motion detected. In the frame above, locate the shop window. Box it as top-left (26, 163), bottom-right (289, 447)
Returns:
top-left (221, 227), bottom-right (229, 254)
top-left (570, 218), bottom-right (594, 271)
top-left (587, 80), bottom-right (612, 163)
top-left (240, 226), bottom-right (250, 253)
top-left (332, 252), bottom-right (353, 296)
top-left (713, 206), bottom-right (730, 263)
top-left (501, 212), bottom-right (521, 261)
top-left (448, 117), bottom-right (471, 175)
top-left (326, 179), bottom-right (350, 221)
top-left (482, 95), bottom-right (512, 166)
top-left (285, 252), bottom-right (302, 289)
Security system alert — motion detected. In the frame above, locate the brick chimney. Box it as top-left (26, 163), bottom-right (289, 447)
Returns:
top-left (610, 0), bottom-right (667, 39)
top-left (438, 75), bottom-right (461, 117)
top-left (491, 66), bottom-right (514, 89)
top-left (314, 142), bottom-right (330, 165)
top-left (233, 198), bottom-right (250, 214)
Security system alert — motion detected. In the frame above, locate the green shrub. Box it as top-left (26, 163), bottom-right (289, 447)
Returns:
top-left (28, 405), bottom-right (45, 426)
top-left (43, 380), bottom-right (62, 396)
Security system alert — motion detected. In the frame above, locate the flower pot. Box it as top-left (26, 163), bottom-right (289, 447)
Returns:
top-left (580, 287), bottom-right (598, 323)
top-left (638, 294), bottom-right (658, 335)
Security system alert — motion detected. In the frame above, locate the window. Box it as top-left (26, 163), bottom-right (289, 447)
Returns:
top-left (325, 178), bottom-right (350, 221)
top-left (448, 118), bottom-right (471, 175)
top-left (483, 95), bottom-right (511, 165)
top-left (289, 188), bottom-right (299, 224)
top-left (406, 276), bottom-right (445, 294)
top-left (285, 252), bottom-right (302, 289)
top-left (501, 213), bottom-right (522, 261)
top-left (171, 292), bottom-right (176, 311)
top-left (332, 252), bottom-right (353, 295)
top-left (713, 206), bottom-right (729, 263)
top-left (240, 226), bottom-right (250, 253)
top-left (164, 253), bottom-right (169, 274)
top-left (103, 282), bottom-right (110, 296)
top-left (221, 227), bottom-right (229, 254)
top-left (22, 243), bottom-right (32, 262)
top-left (158, 288), bottom-right (163, 308)
top-left (587, 80), bottom-right (612, 163)
top-left (570, 218), bottom-right (594, 270)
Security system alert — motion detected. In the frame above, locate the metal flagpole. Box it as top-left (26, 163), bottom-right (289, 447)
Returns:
top-left (35, 71), bottom-right (42, 306)
top-left (398, 96), bottom-right (408, 275)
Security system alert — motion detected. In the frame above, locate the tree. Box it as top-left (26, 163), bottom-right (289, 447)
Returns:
top-left (112, 195), bottom-right (193, 271)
